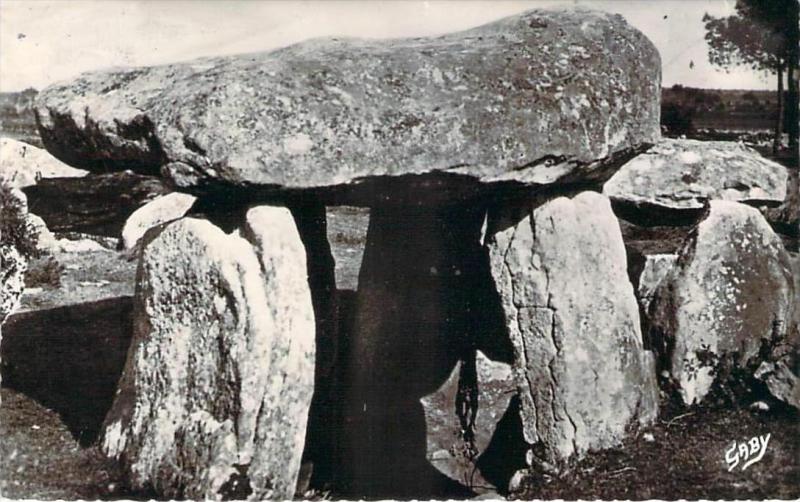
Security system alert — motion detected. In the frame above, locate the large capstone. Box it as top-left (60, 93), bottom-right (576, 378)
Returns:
top-left (486, 191), bottom-right (658, 467)
top-left (35, 9), bottom-right (660, 205)
top-left (649, 201), bottom-right (795, 406)
top-left (101, 210), bottom-right (315, 500)
top-left (603, 139), bottom-right (788, 211)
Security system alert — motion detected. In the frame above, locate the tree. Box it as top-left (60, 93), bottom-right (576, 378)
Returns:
top-left (703, 0), bottom-right (799, 153)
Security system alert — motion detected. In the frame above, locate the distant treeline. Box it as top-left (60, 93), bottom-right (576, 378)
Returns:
top-left (661, 84), bottom-right (783, 137)
top-left (0, 88), bottom-right (41, 147)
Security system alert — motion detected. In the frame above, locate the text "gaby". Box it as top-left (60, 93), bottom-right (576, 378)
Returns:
top-left (725, 433), bottom-right (770, 471)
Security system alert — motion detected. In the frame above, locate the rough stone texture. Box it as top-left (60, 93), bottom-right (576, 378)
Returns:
top-left (36, 9), bottom-right (660, 205)
top-left (421, 350), bottom-right (522, 494)
top-left (755, 360), bottom-right (800, 410)
top-left (120, 192), bottom-right (197, 249)
top-left (649, 201), bottom-right (795, 406)
top-left (604, 139), bottom-right (788, 211)
top-left (22, 171), bottom-right (169, 236)
top-left (101, 211), bottom-right (315, 500)
top-left (637, 254), bottom-right (678, 314)
top-left (754, 252), bottom-right (800, 410)
top-left (0, 137), bottom-right (87, 188)
top-left (344, 203), bottom-right (509, 498)
top-left (486, 191), bottom-right (658, 467)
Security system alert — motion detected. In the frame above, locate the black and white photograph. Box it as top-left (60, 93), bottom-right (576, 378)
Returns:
top-left (0, 0), bottom-right (798, 500)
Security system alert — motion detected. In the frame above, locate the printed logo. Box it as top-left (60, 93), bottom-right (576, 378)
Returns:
top-left (725, 433), bottom-right (770, 471)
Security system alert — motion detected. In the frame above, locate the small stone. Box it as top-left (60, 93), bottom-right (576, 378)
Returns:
top-left (749, 401), bottom-right (770, 412)
top-left (643, 432), bottom-right (655, 442)
top-left (120, 192), bottom-right (197, 249)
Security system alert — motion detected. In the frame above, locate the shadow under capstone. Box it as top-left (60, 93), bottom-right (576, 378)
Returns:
top-left (1, 296), bottom-right (134, 446)
top-left (338, 202), bottom-right (519, 499)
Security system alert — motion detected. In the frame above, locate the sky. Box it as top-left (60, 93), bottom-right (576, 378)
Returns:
top-left (0, 0), bottom-right (776, 93)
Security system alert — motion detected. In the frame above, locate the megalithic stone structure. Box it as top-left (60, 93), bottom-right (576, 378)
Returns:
top-left (35, 7), bottom-right (674, 499)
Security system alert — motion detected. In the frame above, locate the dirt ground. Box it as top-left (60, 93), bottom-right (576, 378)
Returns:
top-left (1, 207), bottom-right (799, 500)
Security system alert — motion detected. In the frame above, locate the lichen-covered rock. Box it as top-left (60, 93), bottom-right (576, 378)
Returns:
top-left (637, 254), bottom-right (678, 314)
top-left (649, 201), bottom-right (795, 406)
top-left (421, 350), bottom-right (520, 494)
top-left (101, 210), bottom-right (315, 500)
top-left (604, 139), bottom-right (788, 211)
top-left (486, 191), bottom-right (658, 467)
top-left (120, 192), bottom-right (197, 249)
top-left (754, 252), bottom-right (800, 410)
top-left (0, 137), bottom-right (87, 188)
top-left (36, 9), bottom-right (660, 205)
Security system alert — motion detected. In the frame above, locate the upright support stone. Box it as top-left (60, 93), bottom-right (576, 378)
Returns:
top-left (486, 191), bottom-right (658, 468)
top-left (101, 209), bottom-right (315, 500)
top-left (345, 203), bottom-right (507, 497)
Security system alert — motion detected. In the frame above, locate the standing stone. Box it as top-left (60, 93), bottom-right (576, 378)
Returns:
top-left (120, 192), bottom-right (197, 249)
top-left (486, 191), bottom-right (658, 467)
top-left (240, 206), bottom-right (317, 498)
top-left (101, 209), bottom-right (315, 500)
top-left (649, 201), bottom-right (795, 406)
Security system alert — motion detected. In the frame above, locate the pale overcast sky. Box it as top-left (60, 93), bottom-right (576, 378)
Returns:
top-left (0, 0), bottom-right (774, 93)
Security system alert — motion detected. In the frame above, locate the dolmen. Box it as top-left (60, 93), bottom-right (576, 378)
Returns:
top-left (32, 7), bottom-right (797, 500)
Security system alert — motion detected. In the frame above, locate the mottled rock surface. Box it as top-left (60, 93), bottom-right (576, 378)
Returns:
top-left (637, 254), bottom-right (678, 314)
top-left (0, 137), bottom-right (87, 188)
top-left (421, 351), bottom-right (521, 494)
top-left (22, 172), bottom-right (169, 236)
top-left (36, 9), bottom-right (659, 204)
top-left (120, 192), bottom-right (197, 249)
top-left (649, 201), bottom-right (795, 406)
top-left (754, 252), bottom-right (800, 410)
top-left (101, 211), bottom-right (315, 500)
top-left (486, 191), bottom-right (658, 467)
top-left (604, 139), bottom-right (788, 211)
